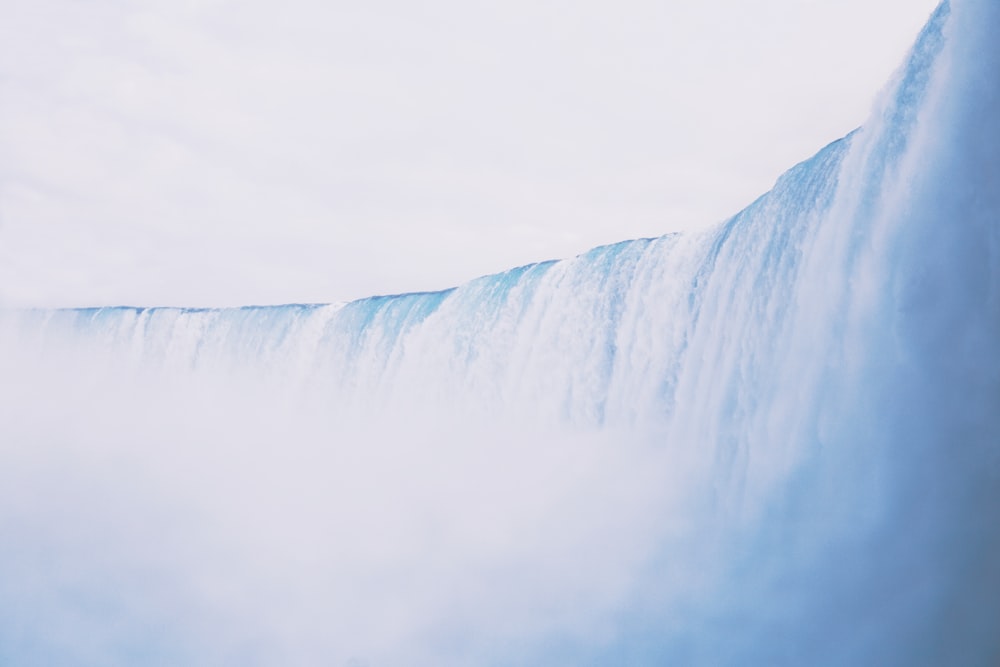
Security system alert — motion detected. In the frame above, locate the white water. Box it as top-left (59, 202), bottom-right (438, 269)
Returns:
top-left (2, 1), bottom-right (998, 664)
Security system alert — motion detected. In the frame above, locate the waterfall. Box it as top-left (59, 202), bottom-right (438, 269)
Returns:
top-left (1, 1), bottom-right (997, 664)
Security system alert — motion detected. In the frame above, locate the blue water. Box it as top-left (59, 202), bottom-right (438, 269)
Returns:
top-left (1, 1), bottom-right (998, 664)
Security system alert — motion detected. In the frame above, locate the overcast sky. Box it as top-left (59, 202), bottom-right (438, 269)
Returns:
top-left (0, 0), bottom-right (939, 307)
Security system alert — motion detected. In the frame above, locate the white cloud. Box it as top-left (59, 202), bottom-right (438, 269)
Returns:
top-left (0, 0), bottom-right (940, 307)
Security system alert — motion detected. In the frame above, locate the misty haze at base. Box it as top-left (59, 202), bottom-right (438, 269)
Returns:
top-left (1, 0), bottom-right (999, 665)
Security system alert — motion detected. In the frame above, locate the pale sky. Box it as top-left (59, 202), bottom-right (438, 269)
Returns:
top-left (0, 0), bottom-right (939, 307)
